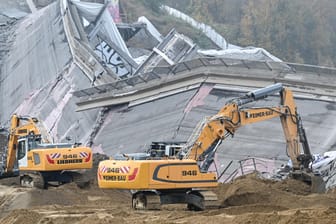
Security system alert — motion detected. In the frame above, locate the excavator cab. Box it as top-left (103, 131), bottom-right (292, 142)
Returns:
top-left (147, 142), bottom-right (186, 159)
top-left (17, 134), bottom-right (42, 168)
top-left (112, 142), bottom-right (186, 161)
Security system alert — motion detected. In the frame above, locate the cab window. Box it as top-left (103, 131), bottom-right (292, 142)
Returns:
top-left (28, 138), bottom-right (40, 150)
top-left (17, 140), bottom-right (26, 160)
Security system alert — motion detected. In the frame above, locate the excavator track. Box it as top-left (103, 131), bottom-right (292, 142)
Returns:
top-left (132, 192), bottom-right (161, 210)
top-left (200, 190), bottom-right (220, 209)
top-left (32, 173), bottom-right (46, 189)
top-left (131, 190), bottom-right (219, 211)
top-left (20, 172), bottom-right (46, 189)
top-left (186, 190), bottom-right (219, 211)
top-left (145, 193), bottom-right (161, 210)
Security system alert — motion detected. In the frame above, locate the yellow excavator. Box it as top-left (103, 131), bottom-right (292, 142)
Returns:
top-left (97, 83), bottom-right (323, 210)
top-left (0, 114), bottom-right (92, 188)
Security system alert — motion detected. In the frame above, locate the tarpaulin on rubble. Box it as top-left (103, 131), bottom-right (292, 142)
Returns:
top-left (312, 151), bottom-right (336, 190)
top-left (162, 5), bottom-right (228, 50)
top-left (138, 16), bottom-right (163, 42)
top-left (70, 1), bottom-right (103, 23)
top-left (71, 0), bottom-right (121, 24)
top-left (106, 0), bottom-right (121, 23)
top-left (71, 0), bottom-right (131, 58)
top-left (95, 8), bottom-right (131, 58)
top-left (162, 5), bottom-right (282, 62)
top-left (198, 48), bottom-right (283, 62)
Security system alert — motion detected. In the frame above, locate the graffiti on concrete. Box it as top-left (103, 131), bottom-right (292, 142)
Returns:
top-left (94, 41), bottom-right (130, 78)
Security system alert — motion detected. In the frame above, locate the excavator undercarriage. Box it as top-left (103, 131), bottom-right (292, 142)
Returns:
top-left (132, 189), bottom-right (219, 211)
top-left (19, 170), bottom-right (90, 189)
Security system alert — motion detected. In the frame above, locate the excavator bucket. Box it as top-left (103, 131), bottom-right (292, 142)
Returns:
top-left (310, 175), bottom-right (326, 193)
top-left (291, 170), bottom-right (326, 193)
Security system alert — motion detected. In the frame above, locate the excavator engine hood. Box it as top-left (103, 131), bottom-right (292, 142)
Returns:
top-left (98, 159), bottom-right (218, 190)
top-left (21, 146), bottom-right (92, 171)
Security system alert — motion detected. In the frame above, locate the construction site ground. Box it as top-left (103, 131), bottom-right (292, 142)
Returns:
top-left (1, 170), bottom-right (336, 224)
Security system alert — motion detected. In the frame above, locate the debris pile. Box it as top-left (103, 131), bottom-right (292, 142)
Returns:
top-left (1, 173), bottom-right (336, 224)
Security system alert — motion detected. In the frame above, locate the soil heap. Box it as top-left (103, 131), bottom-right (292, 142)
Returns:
top-left (0, 166), bottom-right (336, 224)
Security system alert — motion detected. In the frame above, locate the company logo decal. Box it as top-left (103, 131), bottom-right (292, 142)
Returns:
top-left (98, 166), bottom-right (138, 181)
top-left (46, 152), bottom-right (91, 164)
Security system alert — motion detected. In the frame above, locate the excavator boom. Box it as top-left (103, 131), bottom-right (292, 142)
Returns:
top-left (5, 115), bottom-right (41, 174)
top-left (186, 83), bottom-right (312, 171)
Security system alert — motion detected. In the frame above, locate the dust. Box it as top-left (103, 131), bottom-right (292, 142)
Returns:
top-left (1, 160), bottom-right (336, 224)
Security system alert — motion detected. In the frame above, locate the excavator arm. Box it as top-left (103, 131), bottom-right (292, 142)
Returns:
top-left (5, 114), bottom-right (42, 173)
top-left (186, 83), bottom-right (312, 172)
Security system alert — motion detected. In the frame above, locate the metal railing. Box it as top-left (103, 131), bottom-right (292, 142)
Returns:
top-left (219, 157), bottom-right (276, 183)
top-left (74, 57), bottom-right (336, 99)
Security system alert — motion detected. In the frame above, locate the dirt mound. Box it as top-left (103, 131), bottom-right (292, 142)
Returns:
top-left (0, 176), bottom-right (20, 186)
top-left (75, 153), bottom-right (109, 188)
top-left (217, 173), bottom-right (336, 212)
top-left (1, 172), bottom-right (336, 224)
top-left (217, 174), bottom-right (328, 209)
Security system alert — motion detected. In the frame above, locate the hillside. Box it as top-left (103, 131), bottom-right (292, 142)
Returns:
top-left (123, 0), bottom-right (336, 67)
